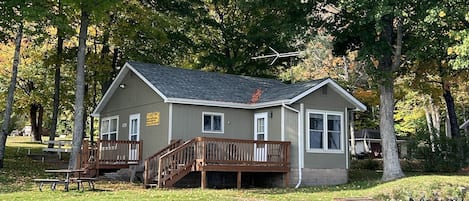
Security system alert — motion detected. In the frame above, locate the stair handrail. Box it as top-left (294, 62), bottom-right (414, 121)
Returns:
top-left (143, 139), bottom-right (182, 185)
top-left (157, 138), bottom-right (197, 188)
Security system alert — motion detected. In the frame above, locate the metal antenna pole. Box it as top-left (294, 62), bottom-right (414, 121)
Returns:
top-left (252, 47), bottom-right (303, 65)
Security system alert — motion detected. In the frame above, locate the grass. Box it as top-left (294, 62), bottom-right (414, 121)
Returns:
top-left (1, 136), bottom-right (469, 200)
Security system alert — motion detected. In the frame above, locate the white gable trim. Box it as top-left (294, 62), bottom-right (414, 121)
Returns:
top-left (92, 66), bottom-right (129, 117)
top-left (287, 78), bottom-right (367, 111)
top-left (92, 62), bottom-right (169, 117)
top-left (126, 63), bottom-right (168, 101)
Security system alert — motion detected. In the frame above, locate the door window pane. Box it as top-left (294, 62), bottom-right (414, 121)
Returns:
top-left (130, 119), bottom-right (138, 134)
top-left (257, 118), bottom-right (264, 133)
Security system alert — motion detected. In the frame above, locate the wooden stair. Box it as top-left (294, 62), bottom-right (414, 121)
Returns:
top-left (144, 139), bottom-right (183, 187)
top-left (143, 137), bottom-right (291, 188)
top-left (156, 139), bottom-right (197, 188)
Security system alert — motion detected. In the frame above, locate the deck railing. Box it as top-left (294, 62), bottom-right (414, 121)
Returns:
top-left (98, 140), bottom-right (143, 164)
top-left (143, 139), bottom-right (182, 185)
top-left (196, 137), bottom-right (290, 166)
top-left (155, 137), bottom-right (290, 187)
top-left (80, 139), bottom-right (143, 169)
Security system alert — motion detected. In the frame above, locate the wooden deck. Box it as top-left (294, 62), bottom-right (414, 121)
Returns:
top-left (146, 137), bottom-right (290, 188)
top-left (79, 139), bottom-right (143, 175)
top-left (79, 137), bottom-right (290, 188)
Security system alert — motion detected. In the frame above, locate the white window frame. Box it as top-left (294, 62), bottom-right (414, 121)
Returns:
top-left (202, 112), bottom-right (224, 134)
top-left (306, 109), bottom-right (344, 153)
top-left (101, 115), bottom-right (119, 141)
top-left (128, 113), bottom-right (140, 141)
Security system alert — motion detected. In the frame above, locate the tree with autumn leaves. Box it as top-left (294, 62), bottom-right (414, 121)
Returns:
top-left (0, 0), bottom-right (467, 182)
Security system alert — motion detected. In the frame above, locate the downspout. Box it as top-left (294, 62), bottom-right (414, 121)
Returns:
top-left (282, 103), bottom-right (303, 188)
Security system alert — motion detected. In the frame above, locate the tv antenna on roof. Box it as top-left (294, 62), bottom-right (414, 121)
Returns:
top-left (251, 47), bottom-right (303, 65)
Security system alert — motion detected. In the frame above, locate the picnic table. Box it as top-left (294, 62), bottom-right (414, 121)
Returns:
top-left (34, 169), bottom-right (95, 191)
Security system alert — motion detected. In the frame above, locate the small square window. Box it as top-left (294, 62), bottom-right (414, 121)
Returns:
top-left (202, 112), bottom-right (224, 133)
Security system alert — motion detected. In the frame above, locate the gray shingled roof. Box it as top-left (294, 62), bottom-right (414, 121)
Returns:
top-left (128, 62), bottom-right (325, 104)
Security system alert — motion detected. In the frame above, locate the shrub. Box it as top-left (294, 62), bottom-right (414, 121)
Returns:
top-left (351, 159), bottom-right (382, 170)
top-left (407, 128), bottom-right (469, 172)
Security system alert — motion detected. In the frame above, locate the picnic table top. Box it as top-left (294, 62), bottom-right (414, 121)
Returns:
top-left (45, 169), bottom-right (85, 174)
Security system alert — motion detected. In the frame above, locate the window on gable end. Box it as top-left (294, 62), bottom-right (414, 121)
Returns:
top-left (307, 110), bottom-right (343, 153)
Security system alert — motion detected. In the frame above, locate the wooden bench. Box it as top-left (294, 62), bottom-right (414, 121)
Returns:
top-left (70, 177), bottom-right (96, 191)
top-left (33, 179), bottom-right (62, 191)
top-left (42, 141), bottom-right (72, 159)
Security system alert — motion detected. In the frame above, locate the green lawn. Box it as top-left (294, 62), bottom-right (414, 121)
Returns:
top-left (1, 136), bottom-right (469, 201)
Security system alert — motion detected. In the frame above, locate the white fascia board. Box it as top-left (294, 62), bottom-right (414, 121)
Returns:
top-left (92, 62), bottom-right (170, 117)
top-left (166, 98), bottom-right (289, 109)
top-left (126, 63), bottom-right (168, 101)
top-left (288, 78), bottom-right (367, 111)
top-left (91, 64), bottom-right (131, 117)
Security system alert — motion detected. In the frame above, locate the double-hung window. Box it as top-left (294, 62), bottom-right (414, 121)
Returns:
top-left (202, 112), bottom-right (224, 133)
top-left (307, 110), bottom-right (343, 153)
top-left (101, 116), bottom-right (118, 141)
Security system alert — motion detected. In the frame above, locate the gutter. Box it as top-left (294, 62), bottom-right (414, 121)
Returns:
top-left (282, 103), bottom-right (303, 188)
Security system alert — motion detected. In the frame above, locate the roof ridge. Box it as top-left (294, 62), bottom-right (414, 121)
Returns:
top-left (127, 61), bottom-right (286, 86)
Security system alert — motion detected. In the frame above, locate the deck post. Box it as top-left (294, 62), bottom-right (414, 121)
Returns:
top-left (284, 172), bottom-right (289, 187)
top-left (237, 171), bottom-right (242, 189)
top-left (144, 159), bottom-right (148, 186)
top-left (201, 171), bottom-right (207, 189)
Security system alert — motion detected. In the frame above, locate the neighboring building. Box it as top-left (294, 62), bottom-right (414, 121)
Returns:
top-left (350, 129), bottom-right (407, 159)
top-left (91, 61), bottom-right (366, 188)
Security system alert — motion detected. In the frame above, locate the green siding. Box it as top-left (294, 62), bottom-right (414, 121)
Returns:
top-left (171, 104), bottom-right (253, 140)
top-left (284, 108), bottom-right (299, 168)
top-left (293, 85), bottom-right (352, 169)
top-left (298, 85), bottom-right (355, 110)
top-left (100, 71), bottom-right (169, 159)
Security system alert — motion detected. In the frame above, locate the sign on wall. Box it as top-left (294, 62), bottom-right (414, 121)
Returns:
top-left (146, 112), bottom-right (160, 126)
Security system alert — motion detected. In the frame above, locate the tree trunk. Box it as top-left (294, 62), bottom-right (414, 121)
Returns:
top-left (379, 15), bottom-right (404, 181)
top-left (350, 112), bottom-right (356, 157)
top-left (68, 9), bottom-right (89, 170)
top-left (0, 23), bottom-right (23, 168)
top-left (29, 103), bottom-right (42, 142)
top-left (38, 104), bottom-right (43, 137)
top-left (430, 97), bottom-right (440, 134)
top-left (442, 81), bottom-right (460, 138)
top-left (90, 74), bottom-right (97, 143)
top-left (49, 0), bottom-right (64, 148)
top-left (379, 78), bottom-right (405, 181)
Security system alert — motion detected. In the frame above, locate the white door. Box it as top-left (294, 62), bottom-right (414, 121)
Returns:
top-left (254, 112), bottom-right (268, 161)
top-left (129, 114), bottom-right (140, 161)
